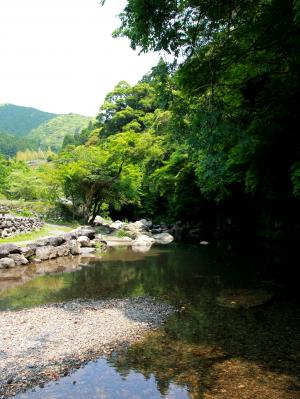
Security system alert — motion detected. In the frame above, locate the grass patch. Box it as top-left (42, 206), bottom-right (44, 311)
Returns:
top-left (0, 223), bottom-right (75, 244)
top-left (116, 229), bottom-right (127, 238)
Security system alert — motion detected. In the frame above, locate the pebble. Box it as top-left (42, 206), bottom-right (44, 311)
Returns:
top-left (0, 297), bottom-right (175, 398)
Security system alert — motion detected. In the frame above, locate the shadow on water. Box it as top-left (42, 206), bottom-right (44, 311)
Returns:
top-left (2, 243), bottom-right (300, 398)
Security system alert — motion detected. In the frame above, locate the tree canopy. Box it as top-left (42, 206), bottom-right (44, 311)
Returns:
top-left (1, 0), bottom-right (299, 240)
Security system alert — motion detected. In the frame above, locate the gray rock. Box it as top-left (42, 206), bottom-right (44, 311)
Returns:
top-left (93, 216), bottom-right (110, 226)
top-left (109, 220), bottom-right (124, 230)
top-left (44, 236), bottom-right (66, 247)
top-left (8, 254), bottom-right (29, 266)
top-left (56, 244), bottom-right (70, 257)
top-left (151, 228), bottom-right (163, 234)
top-left (61, 232), bottom-right (77, 241)
top-left (0, 244), bottom-right (22, 258)
top-left (69, 240), bottom-right (81, 255)
top-left (103, 236), bottom-right (132, 247)
top-left (79, 247), bottom-right (96, 255)
top-left (73, 227), bottom-right (96, 239)
top-left (35, 246), bottom-right (56, 261)
top-left (153, 233), bottom-right (174, 245)
top-left (0, 257), bottom-right (15, 268)
top-left (126, 219), bottom-right (152, 233)
top-left (132, 234), bottom-right (155, 248)
top-left (21, 247), bottom-right (36, 258)
top-left (77, 236), bottom-right (91, 247)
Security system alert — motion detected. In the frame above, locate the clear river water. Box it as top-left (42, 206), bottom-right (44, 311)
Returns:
top-left (0, 243), bottom-right (299, 399)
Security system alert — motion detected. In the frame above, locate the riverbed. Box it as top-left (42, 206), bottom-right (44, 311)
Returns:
top-left (0, 243), bottom-right (299, 398)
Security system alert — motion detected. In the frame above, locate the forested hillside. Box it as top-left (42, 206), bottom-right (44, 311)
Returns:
top-left (0, 104), bottom-right (56, 136)
top-left (1, 0), bottom-right (299, 243)
top-left (0, 104), bottom-right (92, 155)
top-left (27, 114), bottom-right (93, 152)
top-left (0, 133), bottom-right (36, 158)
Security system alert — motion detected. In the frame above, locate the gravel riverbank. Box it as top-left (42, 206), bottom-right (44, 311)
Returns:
top-left (0, 297), bottom-right (175, 398)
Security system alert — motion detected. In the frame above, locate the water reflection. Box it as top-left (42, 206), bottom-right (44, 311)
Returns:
top-left (15, 358), bottom-right (188, 399)
top-left (0, 244), bottom-right (217, 310)
top-left (2, 244), bottom-right (300, 398)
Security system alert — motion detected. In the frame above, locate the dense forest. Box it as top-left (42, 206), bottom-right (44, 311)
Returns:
top-left (0, 0), bottom-right (299, 243)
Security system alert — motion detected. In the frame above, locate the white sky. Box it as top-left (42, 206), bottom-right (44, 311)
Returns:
top-left (0, 0), bottom-right (161, 116)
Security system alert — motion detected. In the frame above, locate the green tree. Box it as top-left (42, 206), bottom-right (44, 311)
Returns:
top-left (108, 0), bottom-right (300, 237)
top-left (59, 144), bottom-right (142, 223)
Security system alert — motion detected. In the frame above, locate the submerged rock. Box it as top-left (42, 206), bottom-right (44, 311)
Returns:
top-left (216, 289), bottom-right (274, 309)
top-left (79, 247), bottom-right (96, 255)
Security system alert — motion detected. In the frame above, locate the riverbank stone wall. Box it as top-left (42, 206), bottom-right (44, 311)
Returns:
top-left (0, 214), bottom-right (43, 238)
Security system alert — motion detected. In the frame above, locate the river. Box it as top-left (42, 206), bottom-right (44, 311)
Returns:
top-left (0, 243), bottom-right (299, 398)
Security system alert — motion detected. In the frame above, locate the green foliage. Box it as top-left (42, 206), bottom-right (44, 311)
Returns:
top-left (58, 143), bottom-right (143, 222)
top-left (28, 114), bottom-right (93, 151)
top-left (0, 155), bottom-right (9, 193)
top-left (0, 132), bottom-right (37, 158)
top-left (116, 229), bottom-right (127, 238)
top-left (96, 81), bottom-right (156, 137)
top-left (291, 162), bottom-right (300, 199)
top-left (3, 0), bottom-right (300, 240)
top-left (2, 160), bottom-right (62, 203)
top-left (100, 0), bottom-right (300, 238)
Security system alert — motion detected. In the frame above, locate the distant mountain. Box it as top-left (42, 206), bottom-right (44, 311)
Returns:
top-left (0, 104), bottom-right (93, 155)
top-left (0, 104), bottom-right (56, 136)
top-left (27, 114), bottom-right (93, 151)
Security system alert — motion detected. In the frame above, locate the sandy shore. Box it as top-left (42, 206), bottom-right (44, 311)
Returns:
top-left (0, 297), bottom-right (175, 398)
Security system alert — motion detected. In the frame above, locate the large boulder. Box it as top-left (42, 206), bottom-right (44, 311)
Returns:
top-left (109, 220), bottom-right (124, 230)
top-left (93, 216), bottom-right (110, 226)
top-left (132, 234), bottom-right (155, 249)
top-left (77, 236), bottom-right (91, 247)
top-left (43, 236), bottom-right (66, 247)
top-left (69, 240), bottom-right (81, 255)
top-left (8, 254), bottom-right (28, 266)
top-left (35, 246), bottom-right (57, 261)
top-left (56, 244), bottom-right (70, 257)
top-left (74, 227), bottom-right (96, 239)
top-left (21, 247), bottom-right (35, 258)
top-left (0, 244), bottom-right (22, 258)
top-left (0, 257), bottom-right (15, 268)
top-left (153, 233), bottom-right (174, 245)
top-left (101, 235), bottom-right (132, 247)
top-left (124, 219), bottom-right (152, 236)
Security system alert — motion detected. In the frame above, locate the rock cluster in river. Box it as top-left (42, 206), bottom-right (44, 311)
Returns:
top-left (0, 227), bottom-right (105, 269)
top-left (94, 216), bottom-right (212, 242)
top-left (0, 214), bottom-right (43, 238)
top-left (93, 217), bottom-right (174, 252)
top-left (0, 219), bottom-right (175, 269)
